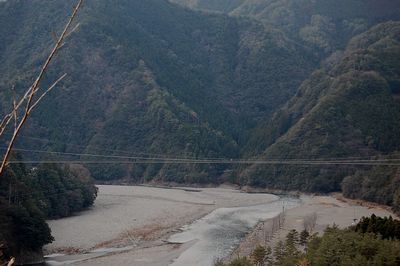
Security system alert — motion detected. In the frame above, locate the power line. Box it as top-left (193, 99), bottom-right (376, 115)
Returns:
top-left (0, 147), bottom-right (400, 162)
top-left (9, 147), bottom-right (188, 161)
top-left (2, 134), bottom-right (230, 160)
top-left (1, 146), bottom-right (399, 166)
top-left (6, 160), bottom-right (400, 166)
top-left (2, 133), bottom-right (393, 161)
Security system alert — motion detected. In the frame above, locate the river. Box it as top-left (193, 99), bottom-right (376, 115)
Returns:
top-left (43, 185), bottom-right (299, 265)
top-left (168, 198), bottom-right (299, 265)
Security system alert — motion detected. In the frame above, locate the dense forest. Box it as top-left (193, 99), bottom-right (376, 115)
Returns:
top-left (172, 1), bottom-right (400, 212)
top-left (0, 0), bottom-right (399, 237)
top-left (0, 0), bottom-right (317, 183)
top-left (217, 215), bottom-right (400, 266)
top-left (0, 157), bottom-right (97, 264)
top-left (242, 22), bottom-right (400, 212)
top-left (172, 0), bottom-right (400, 58)
top-left (1, 0), bottom-right (400, 264)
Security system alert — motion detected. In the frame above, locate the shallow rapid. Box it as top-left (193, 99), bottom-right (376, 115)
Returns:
top-left (169, 197), bottom-right (300, 266)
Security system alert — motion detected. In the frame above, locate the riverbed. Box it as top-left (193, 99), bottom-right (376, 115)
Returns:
top-left (44, 185), bottom-right (396, 266)
top-left (44, 185), bottom-right (289, 265)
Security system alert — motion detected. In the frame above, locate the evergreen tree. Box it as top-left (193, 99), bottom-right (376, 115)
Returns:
top-left (251, 245), bottom-right (267, 266)
top-left (264, 246), bottom-right (273, 266)
top-left (299, 230), bottom-right (310, 246)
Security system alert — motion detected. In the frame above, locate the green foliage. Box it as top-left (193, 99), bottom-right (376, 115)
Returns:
top-left (306, 226), bottom-right (400, 266)
top-left (173, 0), bottom-right (400, 56)
top-left (0, 0), bottom-right (314, 183)
top-left (234, 217), bottom-right (400, 266)
top-left (285, 229), bottom-right (300, 251)
top-left (30, 163), bottom-right (98, 218)
top-left (299, 230), bottom-right (310, 246)
top-left (353, 214), bottom-right (400, 240)
top-left (342, 164), bottom-right (400, 213)
top-left (0, 0), bottom-right (399, 213)
top-left (0, 158), bottom-right (97, 259)
top-left (84, 62), bottom-right (239, 182)
top-left (4, 203), bottom-right (53, 252)
top-left (272, 230), bottom-right (302, 266)
top-left (172, 4), bottom-right (400, 204)
top-left (0, 162), bottom-right (52, 257)
top-left (250, 245), bottom-right (267, 266)
top-left (242, 22), bottom-right (400, 202)
top-left (1, 0), bottom-right (399, 193)
top-left (299, 15), bottom-right (336, 53)
top-left (273, 241), bottom-right (286, 264)
top-left (215, 257), bottom-right (253, 266)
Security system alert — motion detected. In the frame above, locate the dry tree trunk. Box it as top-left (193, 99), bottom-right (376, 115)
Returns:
top-left (0, 0), bottom-right (84, 177)
top-left (6, 258), bottom-right (14, 266)
top-left (0, 1), bottom-right (84, 265)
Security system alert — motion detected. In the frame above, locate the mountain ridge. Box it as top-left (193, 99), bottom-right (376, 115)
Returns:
top-left (0, 1), bottom-right (399, 208)
top-left (0, 0), bottom-right (315, 182)
top-left (241, 21), bottom-right (400, 210)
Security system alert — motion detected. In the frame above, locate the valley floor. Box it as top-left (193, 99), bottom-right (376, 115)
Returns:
top-left (44, 185), bottom-right (279, 265)
top-left (44, 185), bottom-right (397, 266)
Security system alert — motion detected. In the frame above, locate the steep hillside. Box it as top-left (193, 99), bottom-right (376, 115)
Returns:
top-left (85, 61), bottom-right (238, 182)
top-left (1, 0), bottom-right (399, 190)
top-left (0, 0), bottom-right (314, 181)
top-left (171, 0), bottom-right (400, 56)
top-left (242, 22), bottom-right (400, 209)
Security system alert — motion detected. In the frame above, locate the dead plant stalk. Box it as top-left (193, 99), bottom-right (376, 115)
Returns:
top-left (0, 0), bottom-right (84, 177)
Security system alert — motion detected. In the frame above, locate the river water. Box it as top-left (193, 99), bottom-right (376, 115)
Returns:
top-left (44, 187), bottom-right (300, 266)
top-left (169, 197), bottom-right (300, 266)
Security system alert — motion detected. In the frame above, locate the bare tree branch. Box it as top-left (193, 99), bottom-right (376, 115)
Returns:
top-left (0, 0), bottom-right (84, 176)
top-left (0, 114), bottom-right (12, 135)
top-left (0, 87), bottom-right (34, 136)
top-left (12, 86), bottom-right (17, 133)
top-left (303, 212), bottom-right (317, 233)
top-left (29, 74), bottom-right (67, 112)
top-left (65, 22), bottom-right (81, 39)
top-left (7, 257), bottom-right (14, 266)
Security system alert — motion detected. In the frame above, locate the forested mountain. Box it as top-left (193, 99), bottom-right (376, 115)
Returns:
top-left (171, 0), bottom-right (400, 56)
top-left (0, 0), bottom-right (399, 206)
top-left (1, 1), bottom-right (400, 264)
top-left (0, 0), bottom-right (316, 182)
top-left (242, 22), bottom-right (400, 210)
